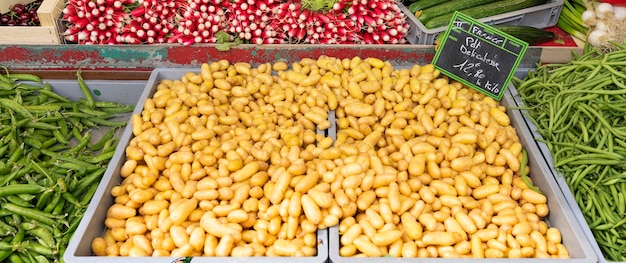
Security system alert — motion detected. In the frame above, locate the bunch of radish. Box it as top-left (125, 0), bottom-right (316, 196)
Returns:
top-left (63, 0), bottom-right (135, 44)
top-left (175, 0), bottom-right (231, 44)
top-left (117, 0), bottom-right (185, 44)
top-left (62, 0), bottom-right (409, 45)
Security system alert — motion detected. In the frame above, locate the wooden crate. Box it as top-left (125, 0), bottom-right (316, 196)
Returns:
top-left (0, 0), bottom-right (64, 45)
top-left (1, 0), bottom-right (33, 13)
top-left (540, 37), bottom-right (585, 64)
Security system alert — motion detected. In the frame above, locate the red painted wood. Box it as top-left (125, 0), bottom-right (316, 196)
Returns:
top-left (0, 44), bottom-right (542, 79)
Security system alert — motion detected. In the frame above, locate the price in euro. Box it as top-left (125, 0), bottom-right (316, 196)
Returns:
top-left (452, 60), bottom-right (485, 78)
top-left (452, 59), bottom-right (499, 94)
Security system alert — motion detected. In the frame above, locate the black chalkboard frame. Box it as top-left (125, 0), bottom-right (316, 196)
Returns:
top-left (432, 12), bottom-right (528, 101)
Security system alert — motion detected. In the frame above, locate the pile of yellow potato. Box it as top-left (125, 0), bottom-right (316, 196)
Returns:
top-left (91, 56), bottom-right (569, 259)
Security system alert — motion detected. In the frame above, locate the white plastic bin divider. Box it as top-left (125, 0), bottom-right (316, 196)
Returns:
top-left (401, 0), bottom-right (564, 45)
top-left (507, 83), bottom-right (620, 263)
top-left (64, 69), bottom-right (330, 263)
top-left (328, 83), bottom-right (597, 263)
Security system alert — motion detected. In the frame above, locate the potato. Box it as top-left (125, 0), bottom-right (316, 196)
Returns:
top-left (93, 57), bottom-right (566, 259)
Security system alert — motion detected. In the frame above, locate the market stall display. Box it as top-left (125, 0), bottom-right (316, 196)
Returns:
top-left (59, 56), bottom-right (596, 262)
top-left (1, 0), bottom-right (624, 261)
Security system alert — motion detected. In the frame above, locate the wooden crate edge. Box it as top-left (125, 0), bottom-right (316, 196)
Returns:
top-left (0, 26), bottom-right (60, 44)
top-left (37, 0), bottom-right (64, 27)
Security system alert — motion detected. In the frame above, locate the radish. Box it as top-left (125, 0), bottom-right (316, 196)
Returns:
top-left (62, 0), bottom-right (409, 45)
top-left (228, 0), bottom-right (283, 44)
top-left (62, 0), bottom-right (134, 44)
top-left (176, 0), bottom-right (230, 44)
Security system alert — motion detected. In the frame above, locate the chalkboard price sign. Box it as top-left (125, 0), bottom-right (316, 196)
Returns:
top-left (432, 12), bottom-right (528, 100)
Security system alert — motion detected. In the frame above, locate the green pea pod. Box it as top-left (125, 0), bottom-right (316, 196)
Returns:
top-left (86, 150), bottom-right (115, 164)
top-left (23, 138), bottom-right (42, 150)
top-left (35, 190), bottom-right (54, 211)
top-left (34, 255), bottom-right (50, 263)
top-left (42, 192), bottom-right (61, 214)
top-left (76, 69), bottom-right (95, 109)
top-left (65, 130), bottom-right (92, 155)
top-left (8, 254), bottom-right (23, 263)
top-left (36, 89), bottom-right (69, 103)
top-left (0, 126), bottom-right (12, 138)
top-left (35, 82), bottom-right (51, 104)
top-left (55, 116), bottom-right (68, 135)
top-left (40, 138), bottom-right (57, 150)
top-left (11, 225), bottom-right (24, 245)
top-left (7, 73), bottom-right (42, 84)
top-left (30, 226), bottom-right (55, 248)
top-left (78, 183), bottom-right (99, 206)
top-left (30, 161), bottom-right (55, 187)
top-left (5, 195), bottom-right (33, 208)
top-left (0, 220), bottom-right (15, 235)
top-left (0, 82), bottom-right (14, 90)
top-left (25, 243), bottom-right (54, 258)
top-left (88, 117), bottom-right (128, 128)
top-left (23, 104), bottom-right (63, 114)
top-left (3, 203), bottom-right (61, 227)
top-left (15, 83), bottom-right (44, 91)
top-left (77, 105), bottom-right (109, 117)
top-left (0, 144), bottom-right (9, 158)
top-left (23, 121), bottom-right (60, 131)
top-left (99, 104), bottom-right (135, 114)
top-left (0, 98), bottom-right (33, 119)
top-left (72, 168), bottom-right (106, 197)
top-left (51, 198), bottom-right (66, 216)
top-left (89, 128), bottom-right (116, 151)
top-left (0, 71), bottom-right (13, 84)
top-left (0, 184), bottom-right (43, 198)
top-left (61, 192), bottom-right (82, 208)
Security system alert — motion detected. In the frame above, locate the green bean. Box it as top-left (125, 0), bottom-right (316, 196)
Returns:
top-left (517, 44), bottom-right (626, 261)
top-left (520, 149), bottom-right (541, 193)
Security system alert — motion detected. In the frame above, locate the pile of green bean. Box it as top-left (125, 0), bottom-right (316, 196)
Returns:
top-left (0, 69), bottom-right (134, 262)
top-left (513, 44), bottom-right (626, 261)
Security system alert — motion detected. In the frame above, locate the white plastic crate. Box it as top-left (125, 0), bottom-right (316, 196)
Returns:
top-left (328, 83), bottom-right (597, 263)
top-left (64, 68), bottom-right (330, 263)
top-left (401, 0), bottom-right (564, 45)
